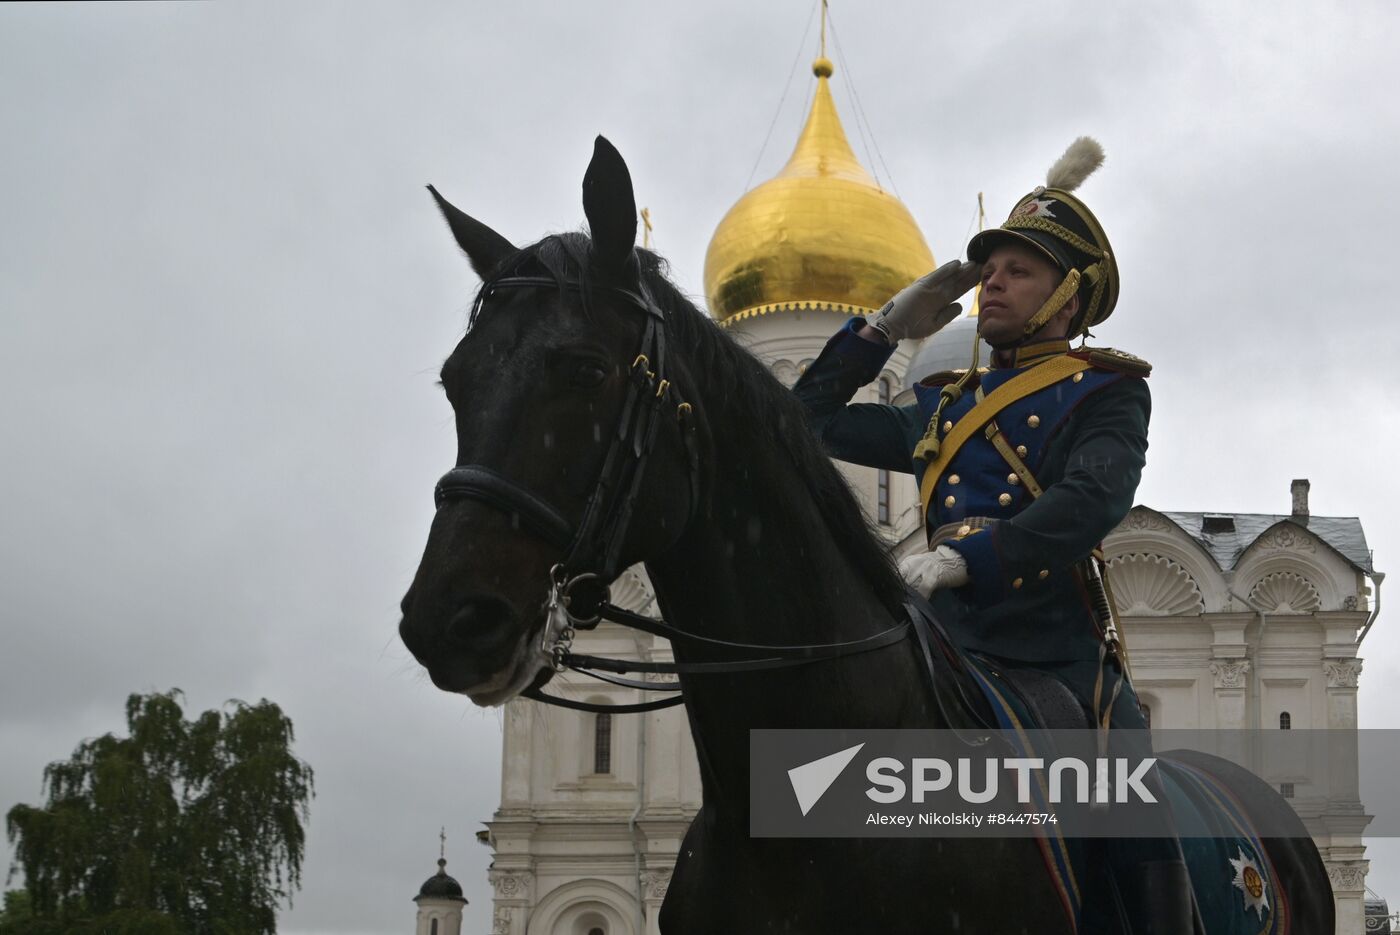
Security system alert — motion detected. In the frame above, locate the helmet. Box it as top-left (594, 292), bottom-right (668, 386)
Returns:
top-left (967, 137), bottom-right (1118, 337)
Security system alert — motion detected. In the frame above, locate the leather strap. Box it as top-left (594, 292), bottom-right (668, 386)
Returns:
top-left (919, 355), bottom-right (1093, 512)
top-left (523, 686), bottom-right (684, 713)
top-left (985, 419), bottom-right (1045, 497)
top-left (435, 466), bottom-right (575, 549)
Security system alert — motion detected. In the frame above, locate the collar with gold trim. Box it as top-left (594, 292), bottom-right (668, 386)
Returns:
top-left (991, 338), bottom-right (1071, 370)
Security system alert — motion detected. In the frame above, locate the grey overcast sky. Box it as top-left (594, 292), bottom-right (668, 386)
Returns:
top-left (2, 1), bottom-right (1398, 932)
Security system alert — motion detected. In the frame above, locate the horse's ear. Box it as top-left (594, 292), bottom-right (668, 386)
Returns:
top-left (582, 135), bottom-right (638, 272)
top-left (427, 185), bottom-right (516, 279)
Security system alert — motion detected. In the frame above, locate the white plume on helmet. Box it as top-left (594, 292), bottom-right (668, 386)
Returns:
top-left (1045, 137), bottom-right (1105, 192)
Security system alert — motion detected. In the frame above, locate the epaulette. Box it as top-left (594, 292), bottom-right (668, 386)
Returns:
top-left (917, 367), bottom-right (987, 389)
top-left (1068, 346), bottom-right (1152, 377)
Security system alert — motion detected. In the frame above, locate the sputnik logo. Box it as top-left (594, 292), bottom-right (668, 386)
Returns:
top-left (787, 743), bottom-right (865, 816)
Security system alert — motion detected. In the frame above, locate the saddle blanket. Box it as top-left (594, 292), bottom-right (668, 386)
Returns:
top-left (963, 657), bottom-right (1290, 934)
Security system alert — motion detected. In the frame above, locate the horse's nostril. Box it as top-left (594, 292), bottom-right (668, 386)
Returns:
top-left (445, 596), bottom-right (516, 650)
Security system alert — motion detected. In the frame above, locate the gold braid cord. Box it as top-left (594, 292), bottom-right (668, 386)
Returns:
top-left (1004, 215), bottom-right (1105, 258)
top-left (912, 322), bottom-right (984, 463)
top-left (1022, 268), bottom-right (1081, 336)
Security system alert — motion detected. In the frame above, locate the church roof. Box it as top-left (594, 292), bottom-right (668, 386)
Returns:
top-left (415, 858), bottom-right (466, 903)
top-left (1158, 511), bottom-right (1374, 574)
top-left (703, 57), bottom-right (935, 325)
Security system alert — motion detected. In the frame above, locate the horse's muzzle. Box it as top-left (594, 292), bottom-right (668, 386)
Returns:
top-left (399, 594), bottom-right (528, 694)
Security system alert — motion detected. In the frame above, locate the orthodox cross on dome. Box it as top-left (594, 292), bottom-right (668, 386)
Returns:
top-left (440, 826), bottom-right (446, 861)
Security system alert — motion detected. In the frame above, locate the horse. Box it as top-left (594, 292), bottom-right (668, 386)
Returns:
top-left (399, 136), bottom-right (1335, 934)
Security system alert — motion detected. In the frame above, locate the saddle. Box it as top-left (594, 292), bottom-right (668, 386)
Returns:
top-left (971, 657), bottom-right (1091, 731)
top-left (901, 589), bottom-right (1090, 734)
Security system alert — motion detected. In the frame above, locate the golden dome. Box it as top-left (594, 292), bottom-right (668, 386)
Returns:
top-left (704, 58), bottom-right (936, 325)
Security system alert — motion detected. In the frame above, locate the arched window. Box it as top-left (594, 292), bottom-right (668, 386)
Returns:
top-left (430, 920), bottom-right (438, 935)
top-left (877, 378), bottom-right (892, 524)
top-left (588, 929), bottom-right (606, 935)
top-left (593, 711), bottom-right (612, 774)
top-left (1279, 712), bottom-right (1291, 730)
top-left (1280, 782), bottom-right (1295, 799)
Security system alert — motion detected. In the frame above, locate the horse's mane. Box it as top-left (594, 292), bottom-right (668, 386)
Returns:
top-left (491, 232), bottom-right (906, 612)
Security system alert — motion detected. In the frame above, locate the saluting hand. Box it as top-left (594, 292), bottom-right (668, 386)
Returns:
top-left (866, 259), bottom-right (982, 346)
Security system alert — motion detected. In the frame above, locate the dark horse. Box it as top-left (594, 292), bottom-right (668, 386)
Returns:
top-left (400, 138), bottom-right (1334, 933)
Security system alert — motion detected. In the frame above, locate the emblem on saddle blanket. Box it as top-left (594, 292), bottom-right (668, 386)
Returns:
top-left (1229, 849), bottom-right (1270, 918)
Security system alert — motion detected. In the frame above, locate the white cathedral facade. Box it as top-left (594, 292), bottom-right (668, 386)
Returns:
top-left (470, 52), bottom-right (1381, 935)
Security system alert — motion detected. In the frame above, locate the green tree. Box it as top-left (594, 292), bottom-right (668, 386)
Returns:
top-left (5, 690), bottom-right (313, 935)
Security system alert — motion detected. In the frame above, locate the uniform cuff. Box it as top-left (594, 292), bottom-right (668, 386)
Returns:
top-left (943, 526), bottom-right (1007, 606)
top-left (823, 317), bottom-right (895, 376)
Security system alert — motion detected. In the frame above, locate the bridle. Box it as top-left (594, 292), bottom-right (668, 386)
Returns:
top-left (432, 264), bottom-right (978, 721)
top-left (437, 270), bottom-right (697, 596)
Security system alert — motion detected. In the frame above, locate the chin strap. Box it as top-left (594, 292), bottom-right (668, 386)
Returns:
top-left (1021, 259), bottom-right (1109, 339)
top-left (1022, 268), bottom-right (1081, 336)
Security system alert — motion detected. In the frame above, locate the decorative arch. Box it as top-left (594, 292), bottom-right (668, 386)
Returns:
top-left (1235, 520), bottom-right (1354, 610)
top-left (528, 879), bottom-right (637, 935)
top-left (1105, 507), bottom-right (1223, 610)
top-left (1247, 571), bottom-right (1321, 614)
top-left (1106, 553), bottom-right (1205, 617)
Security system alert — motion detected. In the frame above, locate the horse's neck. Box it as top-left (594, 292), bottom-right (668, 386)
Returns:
top-left (644, 436), bottom-right (935, 803)
top-left (651, 492), bottom-right (881, 644)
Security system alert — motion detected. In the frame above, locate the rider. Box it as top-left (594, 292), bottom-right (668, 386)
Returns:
top-left (791, 138), bottom-right (1194, 935)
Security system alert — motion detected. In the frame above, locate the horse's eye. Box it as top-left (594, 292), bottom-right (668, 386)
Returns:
top-left (571, 362), bottom-right (609, 388)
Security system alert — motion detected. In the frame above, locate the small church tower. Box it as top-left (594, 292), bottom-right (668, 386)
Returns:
top-left (414, 831), bottom-right (467, 935)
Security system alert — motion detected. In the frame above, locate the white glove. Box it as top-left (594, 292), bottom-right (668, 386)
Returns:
top-left (899, 545), bottom-right (970, 598)
top-left (866, 260), bottom-right (982, 345)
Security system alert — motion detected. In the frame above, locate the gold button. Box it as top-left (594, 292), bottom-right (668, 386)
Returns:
top-left (1073, 372), bottom-right (1084, 383)
top-left (944, 495), bottom-right (956, 508)
top-left (1007, 473), bottom-right (1020, 485)
top-left (1039, 569), bottom-right (1050, 579)
top-left (998, 493), bottom-right (1013, 506)
top-left (1027, 414), bottom-right (1041, 429)
top-left (1016, 445), bottom-right (1028, 457)
top-left (958, 524), bottom-right (972, 536)
top-left (949, 474), bottom-right (961, 485)
top-left (942, 420), bottom-right (954, 433)
top-left (1012, 577), bottom-right (1024, 589)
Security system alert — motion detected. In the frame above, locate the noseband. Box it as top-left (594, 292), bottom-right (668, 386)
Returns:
top-left (431, 266), bottom-right (979, 723)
